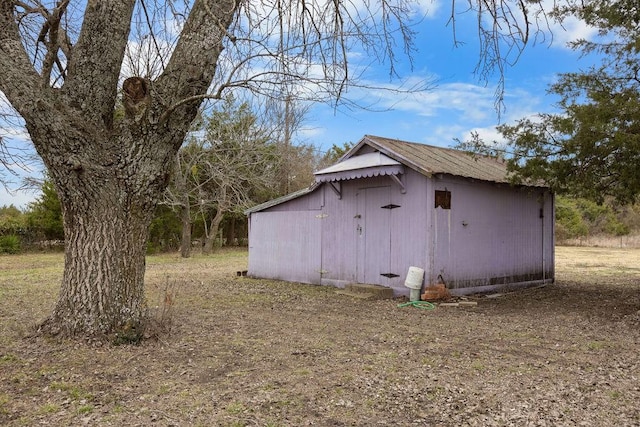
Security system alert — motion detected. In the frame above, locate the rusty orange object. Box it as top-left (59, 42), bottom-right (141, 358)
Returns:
top-left (421, 284), bottom-right (450, 301)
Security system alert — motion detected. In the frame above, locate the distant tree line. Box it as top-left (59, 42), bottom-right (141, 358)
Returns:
top-left (555, 196), bottom-right (639, 243)
top-left (3, 191), bottom-right (639, 254)
top-left (0, 180), bottom-right (63, 253)
top-left (1, 88), bottom-right (636, 252)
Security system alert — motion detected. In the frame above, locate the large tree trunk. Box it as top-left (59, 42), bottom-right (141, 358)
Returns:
top-left (29, 111), bottom-right (185, 339)
top-left (32, 123), bottom-right (173, 338)
top-left (42, 189), bottom-right (153, 337)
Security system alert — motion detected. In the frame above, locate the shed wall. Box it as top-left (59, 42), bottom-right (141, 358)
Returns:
top-left (247, 210), bottom-right (321, 284)
top-left (429, 176), bottom-right (554, 293)
top-left (247, 170), bottom-right (554, 296)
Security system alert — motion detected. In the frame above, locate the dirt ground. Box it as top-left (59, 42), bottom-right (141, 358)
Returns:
top-left (1, 246), bottom-right (639, 426)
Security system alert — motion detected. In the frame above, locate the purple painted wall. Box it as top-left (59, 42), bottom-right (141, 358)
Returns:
top-left (248, 210), bottom-right (322, 283)
top-left (428, 176), bottom-right (554, 294)
top-left (247, 167), bottom-right (554, 296)
top-left (319, 171), bottom-right (428, 295)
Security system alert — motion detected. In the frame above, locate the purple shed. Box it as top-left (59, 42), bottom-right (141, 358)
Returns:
top-left (246, 135), bottom-right (554, 296)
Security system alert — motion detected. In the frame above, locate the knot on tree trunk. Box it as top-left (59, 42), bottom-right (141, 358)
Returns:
top-left (123, 77), bottom-right (151, 121)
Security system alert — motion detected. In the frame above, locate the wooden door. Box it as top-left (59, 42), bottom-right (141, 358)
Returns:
top-left (356, 186), bottom-right (392, 285)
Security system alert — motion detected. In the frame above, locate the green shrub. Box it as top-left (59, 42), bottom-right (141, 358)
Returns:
top-left (556, 196), bottom-right (632, 240)
top-left (0, 235), bottom-right (21, 254)
top-left (555, 197), bottom-right (588, 240)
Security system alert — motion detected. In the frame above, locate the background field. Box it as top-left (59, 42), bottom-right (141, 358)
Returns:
top-left (1, 247), bottom-right (639, 426)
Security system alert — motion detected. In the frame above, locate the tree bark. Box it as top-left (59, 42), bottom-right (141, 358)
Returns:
top-left (173, 153), bottom-right (192, 258)
top-left (225, 217), bottom-right (236, 247)
top-left (42, 188), bottom-right (152, 337)
top-left (203, 208), bottom-right (225, 255)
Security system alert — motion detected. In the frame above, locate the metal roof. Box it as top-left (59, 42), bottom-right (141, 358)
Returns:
top-left (315, 151), bottom-right (400, 174)
top-left (356, 135), bottom-right (518, 185)
top-left (244, 185), bottom-right (318, 215)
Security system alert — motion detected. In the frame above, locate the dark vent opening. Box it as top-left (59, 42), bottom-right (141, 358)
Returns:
top-left (435, 190), bottom-right (451, 209)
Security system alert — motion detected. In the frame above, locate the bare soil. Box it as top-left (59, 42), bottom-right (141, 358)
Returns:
top-left (1, 247), bottom-right (639, 426)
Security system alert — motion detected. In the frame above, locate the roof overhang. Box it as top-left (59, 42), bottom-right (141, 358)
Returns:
top-left (314, 152), bottom-right (404, 183)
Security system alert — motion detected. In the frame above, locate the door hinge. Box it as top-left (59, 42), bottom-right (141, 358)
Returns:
top-left (315, 213), bottom-right (329, 219)
top-left (380, 273), bottom-right (400, 278)
top-left (317, 269), bottom-right (329, 275)
top-left (381, 204), bottom-right (401, 210)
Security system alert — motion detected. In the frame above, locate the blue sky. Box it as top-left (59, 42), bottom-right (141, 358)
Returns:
top-left (303, 2), bottom-right (599, 152)
top-left (1, 0), bottom-right (600, 208)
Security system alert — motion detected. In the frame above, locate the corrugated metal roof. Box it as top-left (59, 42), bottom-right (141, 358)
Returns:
top-left (244, 185), bottom-right (317, 215)
top-left (358, 135), bottom-right (517, 185)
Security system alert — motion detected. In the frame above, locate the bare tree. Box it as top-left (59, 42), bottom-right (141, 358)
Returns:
top-left (0, 97), bottom-right (40, 192)
top-left (449, 0), bottom-right (553, 111)
top-left (194, 96), bottom-right (278, 254)
top-left (164, 146), bottom-right (199, 258)
top-left (263, 94), bottom-right (315, 194)
top-left (164, 97), bottom-right (278, 257)
top-left (1, 1), bottom-right (241, 338)
top-left (0, 0), bottom-right (540, 338)
top-left (0, 137), bottom-right (29, 191)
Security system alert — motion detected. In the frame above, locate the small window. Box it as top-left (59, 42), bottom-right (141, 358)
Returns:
top-left (435, 190), bottom-right (451, 209)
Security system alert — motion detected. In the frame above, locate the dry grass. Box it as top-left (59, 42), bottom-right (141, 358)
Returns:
top-left (1, 247), bottom-right (639, 426)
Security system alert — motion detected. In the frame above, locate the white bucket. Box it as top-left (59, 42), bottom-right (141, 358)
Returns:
top-left (404, 266), bottom-right (425, 290)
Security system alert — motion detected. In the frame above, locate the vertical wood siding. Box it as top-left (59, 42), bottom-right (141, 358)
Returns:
top-left (247, 211), bottom-right (321, 284)
top-left (319, 180), bottom-right (359, 286)
top-left (429, 176), bottom-right (554, 292)
top-left (247, 169), bottom-right (553, 296)
top-left (319, 171), bottom-right (429, 295)
top-left (356, 186), bottom-right (391, 284)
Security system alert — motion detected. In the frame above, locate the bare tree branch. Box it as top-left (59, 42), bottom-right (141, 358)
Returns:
top-left (0, 2), bottom-right (47, 118)
top-left (62, 1), bottom-right (136, 127)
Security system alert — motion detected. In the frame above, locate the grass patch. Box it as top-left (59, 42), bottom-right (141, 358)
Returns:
top-left (586, 341), bottom-right (607, 351)
top-left (471, 361), bottom-right (486, 371)
top-left (0, 354), bottom-right (19, 363)
top-left (0, 393), bottom-right (10, 415)
top-left (76, 404), bottom-right (94, 415)
top-left (225, 402), bottom-right (246, 415)
top-left (49, 381), bottom-right (93, 401)
top-left (38, 403), bottom-right (60, 414)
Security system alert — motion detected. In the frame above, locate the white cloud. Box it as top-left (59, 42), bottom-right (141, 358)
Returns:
top-left (460, 125), bottom-right (505, 145)
top-left (122, 37), bottom-right (174, 80)
top-left (297, 125), bottom-right (325, 141)
top-left (547, 15), bottom-right (599, 48)
top-left (412, 0), bottom-right (441, 19)
top-left (355, 79), bottom-right (496, 122)
top-left (529, 0), bottom-right (599, 49)
top-left (421, 123), bottom-right (467, 146)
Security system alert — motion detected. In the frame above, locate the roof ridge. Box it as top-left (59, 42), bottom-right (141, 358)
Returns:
top-left (364, 134), bottom-right (502, 162)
